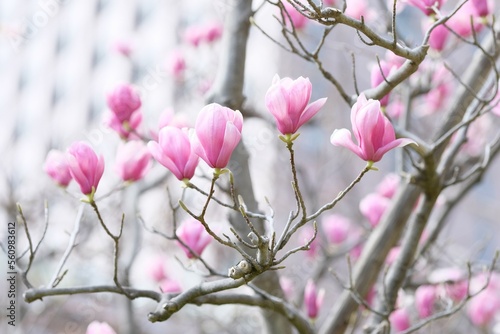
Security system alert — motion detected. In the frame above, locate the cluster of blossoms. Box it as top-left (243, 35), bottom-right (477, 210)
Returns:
top-left (390, 270), bottom-right (500, 332)
top-left (44, 74), bottom-right (419, 324)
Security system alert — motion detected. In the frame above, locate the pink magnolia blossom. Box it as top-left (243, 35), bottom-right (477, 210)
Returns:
top-left (166, 50), bottom-right (186, 80)
top-left (330, 94), bottom-right (415, 163)
top-left (345, 0), bottom-right (375, 20)
top-left (386, 99), bottom-right (405, 119)
top-left (376, 173), bottom-right (400, 198)
top-left (299, 225), bottom-right (319, 258)
top-left (104, 109), bottom-right (142, 140)
top-left (304, 280), bottom-right (325, 319)
top-left (86, 321), bottom-right (117, 334)
top-left (283, 2), bottom-right (308, 30)
top-left (429, 268), bottom-right (467, 301)
top-left (471, 0), bottom-right (491, 17)
top-left (147, 257), bottom-right (168, 283)
top-left (160, 279), bottom-right (182, 293)
top-left (112, 40), bottom-right (133, 57)
top-left (467, 291), bottom-right (500, 326)
top-left (279, 276), bottom-right (295, 300)
top-left (106, 84), bottom-right (141, 123)
top-left (415, 285), bottom-right (437, 318)
top-left (67, 142), bottom-right (105, 198)
top-left (184, 21), bottom-right (223, 47)
top-left (148, 126), bottom-right (199, 181)
top-left (203, 21), bottom-right (223, 43)
top-left (193, 103), bottom-right (243, 169)
top-left (370, 61), bottom-right (396, 107)
top-left (359, 193), bottom-right (391, 227)
top-left (323, 0), bottom-right (336, 6)
top-left (386, 246), bottom-right (401, 265)
top-left (158, 108), bottom-right (190, 130)
top-left (265, 75), bottom-right (327, 136)
top-left (43, 149), bottom-right (72, 187)
top-left (428, 22), bottom-right (450, 51)
top-left (115, 141), bottom-right (151, 182)
top-left (447, 1), bottom-right (484, 37)
top-left (176, 219), bottom-right (212, 259)
top-left (407, 0), bottom-right (443, 16)
top-left (322, 214), bottom-right (351, 244)
top-left (390, 308), bottom-right (411, 332)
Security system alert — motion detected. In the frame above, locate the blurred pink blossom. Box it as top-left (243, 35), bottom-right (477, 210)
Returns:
top-left (359, 193), bottom-right (392, 227)
top-left (386, 246), bottom-right (401, 265)
top-left (184, 21), bottom-right (223, 47)
top-left (114, 141), bottom-right (151, 182)
top-left (157, 108), bottom-right (190, 130)
top-left (160, 279), bottom-right (182, 294)
top-left (390, 308), bottom-right (411, 332)
top-left (279, 276), bottom-right (295, 300)
top-left (470, 0), bottom-right (491, 17)
top-left (176, 219), bottom-right (212, 259)
top-left (299, 225), bottom-right (319, 258)
top-left (429, 267), bottom-right (467, 302)
top-left (166, 50), bottom-right (186, 79)
top-left (193, 103), bottom-right (243, 169)
top-left (386, 99), bottom-right (405, 119)
top-left (467, 290), bottom-right (500, 326)
top-left (345, 0), bottom-right (375, 20)
top-left (407, 0), bottom-right (444, 16)
top-left (86, 321), bottom-right (116, 334)
top-left (304, 280), bottom-right (325, 319)
top-left (67, 142), bottom-right (105, 198)
top-left (43, 149), bottom-right (72, 187)
top-left (376, 173), bottom-right (400, 198)
top-left (106, 84), bottom-right (141, 123)
top-left (265, 74), bottom-right (327, 136)
top-left (147, 257), bottom-right (167, 283)
top-left (104, 109), bottom-right (142, 140)
top-left (428, 22), bottom-right (450, 51)
top-left (283, 2), bottom-right (308, 30)
top-left (415, 285), bottom-right (437, 318)
top-left (447, 1), bottom-right (484, 37)
top-left (322, 214), bottom-right (351, 244)
top-left (330, 94), bottom-right (415, 163)
top-left (148, 126), bottom-right (199, 181)
top-left (370, 61), bottom-right (396, 107)
top-left (112, 40), bottom-right (133, 57)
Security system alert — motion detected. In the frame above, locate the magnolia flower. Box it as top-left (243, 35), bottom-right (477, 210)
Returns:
top-left (389, 308), bottom-right (411, 332)
top-left (370, 61), bottom-right (396, 107)
top-left (114, 140), bottom-right (151, 182)
top-left (359, 193), bottom-right (391, 227)
top-left (283, 2), bottom-right (308, 30)
top-left (447, 1), bottom-right (484, 37)
top-left (265, 75), bottom-right (327, 136)
top-left (104, 109), bottom-right (142, 140)
top-left (176, 219), bottom-right (212, 259)
top-left (43, 149), bottom-right (72, 187)
top-left (407, 0), bottom-right (444, 16)
top-left (428, 22), bottom-right (449, 51)
top-left (299, 225), bottom-right (319, 258)
top-left (330, 94), bottom-right (415, 163)
top-left (166, 50), bottom-right (186, 79)
top-left (415, 285), bottom-right (437, 318)
top-left (148, 126), bottom-right (199, 181)
top-left (471, 0), bottom-right (491, 17)
top-left (67, 142), bottom-right (105, 199)
top-left (193, 103), bottom-right (243, 169)
top-left (86, 321), bottom-right (117, 334)
top-left (322, 214), bottom-right (351, 244)
top-left (106, 84), bottom-right (141, 123)
top-left (376, 173), bottom-right (400, 198)
top-left (304, 280), bottom-right (325, 319)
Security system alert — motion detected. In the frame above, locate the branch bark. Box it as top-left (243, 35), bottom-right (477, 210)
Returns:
top-left (206, 1), bottom-right (292, 333)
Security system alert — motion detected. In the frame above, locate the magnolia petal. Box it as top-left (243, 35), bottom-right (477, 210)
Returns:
top-left (215, 122), bottom-right (242, 168)
top-left (330, 128), bottom-right (365, 159)
top-left (372, 138), bottom-right (416, 162)
top-left (148, 141), bottom-right (183, 180)
top-left (297, 97), bottom-right (327, 130)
